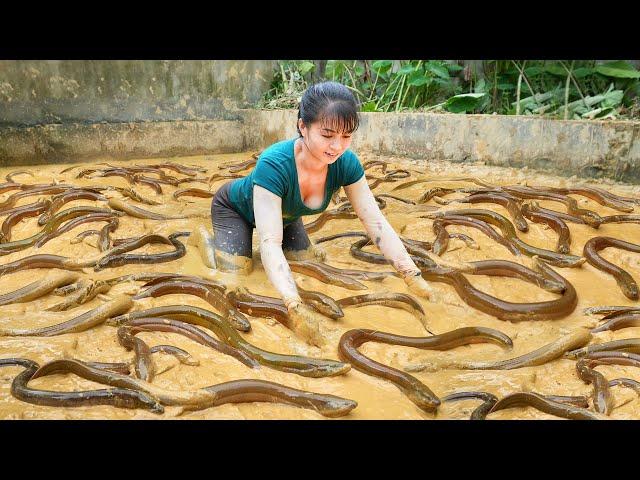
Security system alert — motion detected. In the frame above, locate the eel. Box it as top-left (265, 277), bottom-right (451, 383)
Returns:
top-left (337, 292), bottom-right (430, 333)
top-left (542, 186), bottom-right (636, 212)
top-left (591, 312), bottom-right (640, 333)
top-left (120, 317), bottom-right (258, 368)
top-left (93, 232), bottom-right (189, 271)
top-left (566, 339), bottom-right (640, 359)
top-left (521, 203), bottom-right (572, 254)
top-left (498, 185), bottom-right (604, 228)
top-left (576, 358), bottom-right (614, 415)
top-left (0, 199), bottom-right (51, 243)
top-left (338, 326), bottom-right (512, 413)
top-left (0, 270), bottom-right (79, 306)
top-left (405, 328), bottom-right (592, 372)
top-left (46, 280), bottom-right (112, 312)
top-left (288, 260), bottom-right (369, 290)
top-left (487, 392), bottom-right (603, 420)
top-left (117, 326), bottom-right (155, 382)
top-left (107, 198), bottom-right (207, 220)
top-left (425, 208), bottom-right (585, 267)
top-left (426, 214), bottom-right (520, 256)
top-left (31, 359), bottom-right (358, 417)
top-left (351, 238), bottom-right (578, 321)
top-left (133, 278), bottom-right (252, 332)
top-left (0, 206), bottom-right (121, 255)
top-left (0, 295), bottom-right (133, 337)
top-left (34, 212), bottom-right (120, 248)
top-left (108, 305), bottom-right (350, 378)
top-left (0, 358), bottom-right (163, 413)
top-left (38, 189), bottom-right (107, 225)
top-left (583, 236), bottom-right (640, 300)
top-left (441, 391), bottom-right (498, 420)
top-left (445, 191), bottom-right (529, 232)
top-left (173, 188), bottom-right (216, 200)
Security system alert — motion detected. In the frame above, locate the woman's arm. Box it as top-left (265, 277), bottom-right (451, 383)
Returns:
top-left (253, 185), bottom-right (301, 305)
top-left (253, 185), bottom-right (328, 347)
top-left (344, 176), bottom-right (420, 276)
top-left (343, 176), bottom-right (434, 298)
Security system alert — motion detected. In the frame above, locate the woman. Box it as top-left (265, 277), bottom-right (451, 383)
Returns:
top-left (201, 81), bottom-right (434, 347)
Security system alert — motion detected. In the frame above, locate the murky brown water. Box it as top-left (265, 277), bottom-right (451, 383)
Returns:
top-left (1, 152), bottom-right (639, 420)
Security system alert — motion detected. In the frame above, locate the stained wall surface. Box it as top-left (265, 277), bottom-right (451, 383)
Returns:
top-left (241, 110), bottom-right (640, 184)
top-left (0, 60), bottom-right (276, 126)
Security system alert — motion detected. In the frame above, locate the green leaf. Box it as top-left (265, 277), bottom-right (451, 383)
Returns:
top-left (408, 72), bottom-right (430, 87)
top-left (426, 62), bottom-right (450, 79)
top-left (497, 83), bottom-right (515, 91)
top-left (601, 89), bottom-right (624, 108)
top-left (372, 60), bottom-right (393, 73)
top-left (298, 61), bottom-right (315, 76)
top-left (594, 106), bottom-right (615, 118)
top-left (361, 101), bottom-right (378, 112)
top-left (474, 78), bottom-right (487, 93)
top-left (397, 64), bottom-right (416, 75)
top-left (511, 91), bottom-right (556, 107)
top-left (447, 64), bottom-right (464, 72)
top-left (327, 60), bottom-right (345, 78)
top-left (573, 103), bottom-right (590, 115)
top-left (596, 61), bottom-right (640, 79)
top-left (572, 67), bottom-right (594, 78)
top-left (501, 66), bottom-right (520, 76)
top-left (433, 77), bottom-right (454, 88)
top-left (524, 66), bottom-right (544, 77)
top-left (444, 93), bottom-right (486, 113)
top-left (601, 107), bottom-right (621, 119)
top-left (545, 64), bottom-right (567, 76)
top-left (375, 72), bottom-right (390, 83)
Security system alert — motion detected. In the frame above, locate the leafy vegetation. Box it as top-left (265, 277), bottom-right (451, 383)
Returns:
top-left (257, 60), bottom-right (640, 120)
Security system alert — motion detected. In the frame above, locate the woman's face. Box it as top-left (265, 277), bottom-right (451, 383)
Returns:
top-left (298, 118), bottom-right (353, 166)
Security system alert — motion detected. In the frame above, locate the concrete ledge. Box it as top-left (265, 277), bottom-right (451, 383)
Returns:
top-left (0, 120), bottom-right (244, 166)
top-left (240, 110), bottom-right (640, 184)
top-left (1, 110), bottom-right (638, 184)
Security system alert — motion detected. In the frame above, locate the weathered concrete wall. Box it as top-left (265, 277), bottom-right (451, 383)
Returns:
top-left (241, 109), bottom-right (299, 148)
top-left (0, 120), bottom-right (245, 166)
top-left (239, 110), bottom-right (640, 184)
top-left (0, 60), bottom-right (276, 126)
top-left (1, 105), bottom-right (638, 184)
top-left (2, 60), bottom-right (639, 182)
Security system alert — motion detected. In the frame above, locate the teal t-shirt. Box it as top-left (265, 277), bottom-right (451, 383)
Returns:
top-left (228, 138), bottom-right (365, 227)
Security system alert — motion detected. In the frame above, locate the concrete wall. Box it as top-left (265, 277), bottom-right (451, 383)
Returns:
top-left (240, 110), bottom-right (640, 184)
top-left (0, 58), bottom-right (638, 183)
top-left (1, 109), bottom-right (639, 183)
top-left (0, 120), bottom-right (246, 166)
top-left (0, 60), bottom-right (276, 126)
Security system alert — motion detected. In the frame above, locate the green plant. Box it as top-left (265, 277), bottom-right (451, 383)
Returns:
top-left (257, 60), bottom-right (640, 120)
top-left (485, 60), bottom-right (639, 120)
top-left (256, 60), bottom-right (316, 109)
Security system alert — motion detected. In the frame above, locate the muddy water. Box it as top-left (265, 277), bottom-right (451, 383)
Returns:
top-left (1, 153), bottom-right (639, 420)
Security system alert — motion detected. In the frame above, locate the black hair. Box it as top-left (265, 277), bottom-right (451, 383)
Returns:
top-left (297, 81), bottom-right (360, 137)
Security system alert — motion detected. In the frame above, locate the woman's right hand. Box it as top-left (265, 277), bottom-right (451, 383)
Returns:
top-left (285, 299), bottom-right (328, 348)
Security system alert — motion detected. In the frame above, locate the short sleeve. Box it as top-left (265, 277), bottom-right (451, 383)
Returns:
top-left (340, 150), bottom-right (365, 187)
top-left (252, 155), bottom-right (288, 198)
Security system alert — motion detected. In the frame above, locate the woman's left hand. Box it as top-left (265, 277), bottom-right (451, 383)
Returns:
top-left (404, 272), bottom-right (437, 301)
top-left (286, 301), bottom-right (328, 347)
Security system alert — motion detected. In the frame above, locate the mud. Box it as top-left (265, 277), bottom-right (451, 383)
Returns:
top-left (1, 152), bottom-right (639, 420)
